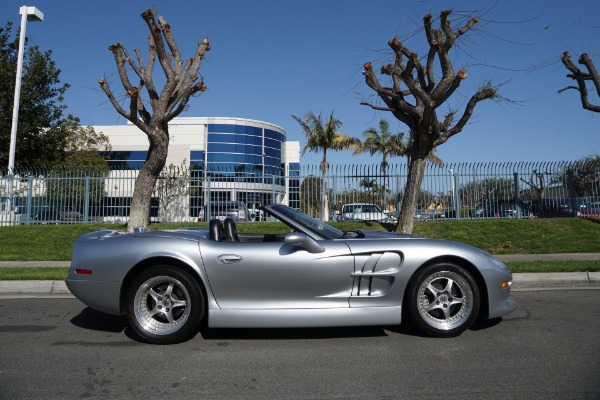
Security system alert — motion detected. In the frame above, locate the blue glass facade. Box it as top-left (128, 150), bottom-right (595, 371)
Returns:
top-left (205, 123), bottom-right (284, 179)
top-left (102, 151), bottom-right (148, 170)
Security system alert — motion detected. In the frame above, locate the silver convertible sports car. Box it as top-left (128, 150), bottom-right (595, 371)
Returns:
top-left (66, 204), bottom-right (516, 344)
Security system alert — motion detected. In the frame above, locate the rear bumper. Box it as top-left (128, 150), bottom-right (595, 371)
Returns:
top-left (65, 278), bottom-right (122, 316)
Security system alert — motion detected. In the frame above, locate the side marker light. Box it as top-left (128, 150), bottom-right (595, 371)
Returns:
top-left (75, 269), bottom-right (93, 275)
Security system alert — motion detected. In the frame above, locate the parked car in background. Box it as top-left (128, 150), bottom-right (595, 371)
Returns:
top-left (529, 198), bottom-right (600, 218)
top-left (470, 200), bottom-right (533, 219)
top-left (249, 207), bottom-right (266, 221)
top-left (19, 206), bottom-right (83, 225)
top-left (414, 209), bottom-right (446, 222)
top-left (197, 201), bottom-right (251, 222)
top-left (20, 207), bottom-right (60, 224)
top-left (338, 203), bottom-right (391, 222)
top-left (566, 199), bottom-right (600, 218)
top-left (528, 199), bottom-right (572, 218)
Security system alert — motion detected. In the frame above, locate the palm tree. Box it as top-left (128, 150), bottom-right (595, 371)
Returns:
top-left (292, 111), bottom-right (358, 221)
top-left (354, 119), bottom-right (407, 211)
top-left (356, 119), bottom-right (443, 213)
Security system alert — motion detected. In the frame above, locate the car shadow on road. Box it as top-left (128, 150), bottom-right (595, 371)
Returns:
top-left (68, 308), bottom-right (501, 343)
top-left (469, 317), bottom-right (503, 331)
top-left (70, 307), bottom-right (127, 333)
top-left (198, 325), bottom-right (390, 340)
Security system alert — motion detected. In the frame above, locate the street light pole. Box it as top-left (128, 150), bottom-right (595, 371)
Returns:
top-left (6, 6), bottom-right (43, 216)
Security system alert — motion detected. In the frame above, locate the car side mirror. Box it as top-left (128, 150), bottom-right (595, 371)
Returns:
top-left (285, 232), bottom-right (325, 253)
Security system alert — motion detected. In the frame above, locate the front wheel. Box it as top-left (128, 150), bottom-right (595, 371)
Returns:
top-left (406, 263), bottom-right (480, 337)
top-left (126, 266), bottom-right (204, 344)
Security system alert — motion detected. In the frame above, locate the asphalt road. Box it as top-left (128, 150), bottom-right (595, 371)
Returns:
top-left (1, 290), bottom-right (599, 399)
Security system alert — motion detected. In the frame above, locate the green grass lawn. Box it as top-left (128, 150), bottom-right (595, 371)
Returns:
top-left (1, 217), bottom-right (598, 261)
top-left (0, 218), bottom-right (598, 279)
top-left (0, 267), bottom-right (69, 280)
top-left (411, 218), bottom-right (600, 255)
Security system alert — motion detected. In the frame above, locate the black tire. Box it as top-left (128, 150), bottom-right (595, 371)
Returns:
top-left (406, 263), bottom-right (480, 338)
top-left (126, 266), bottom-right (204, 344)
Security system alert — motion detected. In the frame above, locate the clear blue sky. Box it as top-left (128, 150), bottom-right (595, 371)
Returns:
top-left (2, 0), bottom-right (599, 166)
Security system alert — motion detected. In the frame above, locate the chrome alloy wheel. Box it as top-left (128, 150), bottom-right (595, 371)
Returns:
top-left (133, 275), bottom-right (191, 336)
top-left (416, 270), bottom-right (474, 331)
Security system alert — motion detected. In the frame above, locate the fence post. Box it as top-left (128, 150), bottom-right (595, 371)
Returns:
top-left (567, 169), bottom-right (577, 217)
top-left (513, 172), bottom-right (520, 219)
top-left (453, 172), bottom-right (460, 220)
top-left (332, 174), bottom-right (337, 215)
top-left (24, 177), bottom-right (33, 225)
top-left (83, 176), bottom-right (90, 223)
top-left (206, 175), bottom-right (211, 214)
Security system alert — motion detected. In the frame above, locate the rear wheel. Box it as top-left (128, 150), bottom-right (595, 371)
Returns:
top-left (406, 263), bottom-right (480, 337)
top-left (126, 266), bottom-right (204, 344)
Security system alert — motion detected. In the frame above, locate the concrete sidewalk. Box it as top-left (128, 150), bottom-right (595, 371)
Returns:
top-left (497, 253), bottom-right (600, 262)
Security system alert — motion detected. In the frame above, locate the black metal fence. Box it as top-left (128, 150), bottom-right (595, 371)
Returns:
top-left (1, 161), bottom-right (598, 226)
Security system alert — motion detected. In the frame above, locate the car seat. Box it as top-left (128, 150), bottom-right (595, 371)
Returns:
top-left (209, 219), bottom-right (225, 242)
top-left (224, 217), bottom-right (240, 242)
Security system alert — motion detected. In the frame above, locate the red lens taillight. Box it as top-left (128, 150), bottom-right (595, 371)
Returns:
top-left (75, 269), bottom-right (93, 275)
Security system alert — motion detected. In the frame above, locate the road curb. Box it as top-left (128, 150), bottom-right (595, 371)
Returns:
top-left (0, 280), bottom-right (71, 296)
top-left (512, 272), bottom-right (600, 289)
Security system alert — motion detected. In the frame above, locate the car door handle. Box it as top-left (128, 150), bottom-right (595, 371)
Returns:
top-left (217, 254), bottom-right (242, 264)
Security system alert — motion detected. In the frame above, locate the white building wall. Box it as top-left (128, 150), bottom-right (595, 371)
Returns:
top-left (93, 117), bottom-right (298, 167)
top-left (92, 117), bottom-right (300, 205)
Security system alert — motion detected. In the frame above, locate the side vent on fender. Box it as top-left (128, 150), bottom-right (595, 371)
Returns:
top-left (351, 252), bottom-right (403, 296)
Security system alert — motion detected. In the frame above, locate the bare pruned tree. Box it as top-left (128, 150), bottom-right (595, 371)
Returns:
top-left (99, 8), bottom-right (210, 230)
top-left (559, 51), bottom-right (600, 113)
top-left (520, 169), bottom-right (547, 200)
top-left (361, 10), bottom-right (497, 234)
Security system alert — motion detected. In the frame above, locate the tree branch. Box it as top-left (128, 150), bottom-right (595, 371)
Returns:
top-left (141, 10), bottom-right (172, 80)
top-left (98, 78), bottom-right (146, 131)
top-left (359, 101), bottom-right (395, 113)
top-left (434, 88), bottom-right (495, 146)
top-left (363, 62), bottom-right (417, 122)
top-left (580, 53), bottom-right (600, 96)
top-left (560, 51), bottom-right (600, 113)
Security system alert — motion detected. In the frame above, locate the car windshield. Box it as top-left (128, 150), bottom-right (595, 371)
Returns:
top-left (265, 204), bottom-right (345, 240)
top-left (344, 204), bottom-right (381, 213)
top-left (207, 202), bottom-right (241, 212)
top-left (361, 205), bottom-right (381, 213)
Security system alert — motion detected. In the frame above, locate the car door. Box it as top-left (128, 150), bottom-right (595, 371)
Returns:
top-left (199, 239), bottom-right (354, 309)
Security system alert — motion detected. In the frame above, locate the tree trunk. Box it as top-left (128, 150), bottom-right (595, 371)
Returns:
top-left (127, 125), bottom-right (168, 230)
top-left (395, 156), bottom-right (427, 234)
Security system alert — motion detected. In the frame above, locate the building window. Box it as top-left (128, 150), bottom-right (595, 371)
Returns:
top-left (289, 163), bottom-right (300, 210)
top-left (206, 123), bottom-right (285, 182)
top-left (101, 151), bottom-right (147, 170)
top-left (189, 150), bottom-right (205, 218)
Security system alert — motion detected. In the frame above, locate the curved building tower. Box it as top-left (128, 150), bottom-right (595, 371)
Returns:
top-left (95, 117), bottom-right (300, 221)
